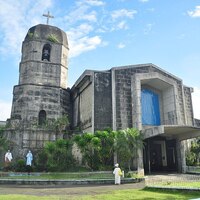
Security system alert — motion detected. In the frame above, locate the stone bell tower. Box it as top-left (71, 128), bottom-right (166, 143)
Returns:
top-left (10, 24), bottom-right (71, 128)
top-left (5, 24), bottom-right (71, 155)
top-left (11, 24), bottom-right (70, 127)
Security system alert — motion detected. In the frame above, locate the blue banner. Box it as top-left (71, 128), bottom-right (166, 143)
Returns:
top-left (141, 89), bottom-right (161, 125)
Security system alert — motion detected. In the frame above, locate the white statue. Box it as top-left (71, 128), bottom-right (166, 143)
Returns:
top-left (5, 150), bottom-right (13, 163)
top-left (26, 150), bottom-right (33, 166)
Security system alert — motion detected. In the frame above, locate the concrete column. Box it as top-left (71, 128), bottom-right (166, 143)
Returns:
top-left (177, 140), bottom-right (187, 173)
top-left (111, 69), bottom-right (117, 165)
top-left (137, 148), bottom-right (144, 176)
top-left (111, 69), bottom-right (116, 131)
top-left (91, 74), bottom-right (95, 133)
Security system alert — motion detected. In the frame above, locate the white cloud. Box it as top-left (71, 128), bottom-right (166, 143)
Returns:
top-left (65, 6), bottom-right (98, 24)
top-left (0, 0), bottom-right (53, 57)
top-left (117, 43), bottom-right (125, 49)
top-left (139, 0), bottom-right (149, 2)
top-left (0, 100), bottom-right (11, 121)
top-left (67, 23), bottom-right (103, 57)
top-left (69, 35), bottom-right (102, 57)
top-left (192, 87), bottom-right (200, 119)
top-left (111, 9), bottom-right (137, 20)
top-left (144, 23), bottom-right (153, 34)
top-left (188, 6), bottom-right (200, 18)
top-left (85, 0), bottom-right (105, 6)
top-left (117, 21), bottom-right (128, 30)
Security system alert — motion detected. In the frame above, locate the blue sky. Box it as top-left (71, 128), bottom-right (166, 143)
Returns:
top-left (0, 0), bottom-right (200, 120)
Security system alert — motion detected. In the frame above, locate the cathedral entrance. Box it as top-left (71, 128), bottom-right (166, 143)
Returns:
top-left (143, 137), bottom-right (178, 173)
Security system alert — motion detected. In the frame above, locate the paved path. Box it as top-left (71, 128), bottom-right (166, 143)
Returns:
top-left (1, 173), bottom-right (200, 196)
top-left (145, 173), bottom-right (200, 185)
top-left (0, 182), bottom-right (145, 196)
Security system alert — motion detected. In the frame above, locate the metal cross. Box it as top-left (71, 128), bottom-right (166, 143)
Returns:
top-left (43, 11), bottom-right (54, 25)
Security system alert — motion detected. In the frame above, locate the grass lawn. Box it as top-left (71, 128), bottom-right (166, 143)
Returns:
top-left (1, 188), bottom-right (200, 200)
top-left (153, 181), bottom-right (200, 188)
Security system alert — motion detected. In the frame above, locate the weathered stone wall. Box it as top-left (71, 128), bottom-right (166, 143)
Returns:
top-left (94, 72), bottom-right (112, 131)
top-left (19, 61), bottom-right (65, 88)
top-left (10, 84), bottom-right (71, 127)
top-left (72, 77), bottom-right (93, 132)
top-left (79, 83), bottom-right (93, 132)
top-left (3, 128), bottom-right (61, 159)
top-left (184, 86), bottom-right (194, 126)
top-left (21, 37), bottom-right (68, 89)
top-left (21, 40), bottom-right (68, 68)
top-left (162, 86), bottom-right (177, 125)
top-left (114, 66), bottom-right (147, 130)
top-left (113, 64), bottom-right (194, 130)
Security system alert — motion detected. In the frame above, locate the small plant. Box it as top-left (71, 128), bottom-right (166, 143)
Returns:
top-left (27, 31), bottom-right (39, 39)
top-left (47, 34), bottom-right (59, 43)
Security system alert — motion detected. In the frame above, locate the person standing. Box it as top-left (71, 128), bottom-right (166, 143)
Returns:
top-left (113, 163), bottom-right (122, 185)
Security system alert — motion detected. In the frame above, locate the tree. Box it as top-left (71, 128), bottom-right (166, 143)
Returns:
top-left (74, 133), bottom-right (101, 170)
top-left (94, 130), bottom-right (115, 167)
top-left (186, 138), bottom-right (200, 166)
top-left (74, 128), bottom-right (143, 171)
top-left (115, 128), bottom-right (143, 170)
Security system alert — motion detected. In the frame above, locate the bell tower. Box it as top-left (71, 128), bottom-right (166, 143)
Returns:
top-left (10, 24), bottom-right (71, 127)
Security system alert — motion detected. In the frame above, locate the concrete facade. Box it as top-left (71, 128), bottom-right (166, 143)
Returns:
top-left (72, 64), bottom-right (195, 132)
top-left (72, 64), bottom-right (200, 174)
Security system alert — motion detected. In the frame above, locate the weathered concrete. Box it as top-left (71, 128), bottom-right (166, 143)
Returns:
top-left (0, 178), bottom-right (142, 185)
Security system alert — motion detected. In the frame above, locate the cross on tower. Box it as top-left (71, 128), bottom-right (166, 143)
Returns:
top-left (43, 11), bottom-right (54, 25)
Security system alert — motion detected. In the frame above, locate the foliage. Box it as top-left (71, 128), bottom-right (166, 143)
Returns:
top-left (39, 115), bottom-right (69, 134)
top-left (186, 150), bottom-right (196, 166)
top-left (14, 159), bottom-right (26, 172)
top-left (47, 34), bottom-right (59, 43)
top-left (53, 115), bottom-right (69, 134)
top-left (35, 139), bottom-right (74, 172)
top-left (34, 151), bottom-right (48, 172)
top-left (94, 129), bottom-right (115, 167)
top-left (27, 31), bottom-right (39, 39)
top-left (0, 125), bottom-right (8, 151)
top-left (0, 125), bottom-right (9, 165)
top-left (74, 133), bottom-right (101, 170)
top-left (74, 128), bottom-right (143, 171)
top-left (115, 128), bottom-right (143, 169)
top-left (186, 139), bottom-right (200, 166)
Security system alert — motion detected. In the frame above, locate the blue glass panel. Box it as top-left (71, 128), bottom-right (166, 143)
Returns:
top-left (141, 89), bottom-right (161, 125)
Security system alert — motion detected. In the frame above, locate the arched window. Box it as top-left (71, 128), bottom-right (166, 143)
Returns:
top-left (38, 110), bottom-right (46, 126)
top-left (42, 44), bottom-right (51, 61)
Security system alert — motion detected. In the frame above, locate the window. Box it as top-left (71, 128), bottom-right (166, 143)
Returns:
top-left (42, 44), bottom-right (51, 61)
top-left (38, 110), bottom-right (46, 126)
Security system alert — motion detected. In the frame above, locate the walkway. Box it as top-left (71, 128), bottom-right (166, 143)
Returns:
top-left (0, 182), bottom-right (145, 196)
top-left (0, 173), bottom-right (200, 196)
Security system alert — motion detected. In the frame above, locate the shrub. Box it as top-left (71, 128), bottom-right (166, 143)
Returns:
top-left (14, 159), bottom-right (26, 172)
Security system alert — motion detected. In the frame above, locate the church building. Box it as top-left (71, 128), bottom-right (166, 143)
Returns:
top-left (5, 23), bottom-right (200, 174)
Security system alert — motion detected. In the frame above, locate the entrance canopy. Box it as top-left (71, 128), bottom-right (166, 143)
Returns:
top-left (143, 125), bottom-right (200, 141)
